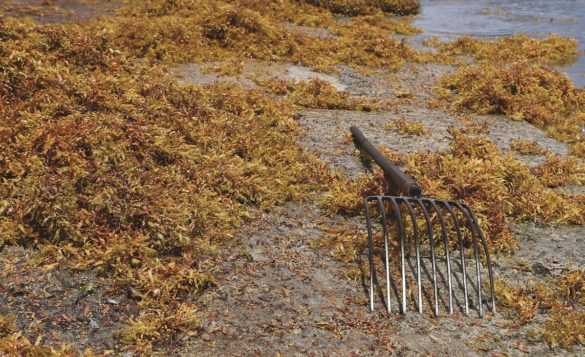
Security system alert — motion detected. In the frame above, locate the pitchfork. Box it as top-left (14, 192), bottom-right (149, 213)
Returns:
top-left (351, 126), bottom-right (496, 317)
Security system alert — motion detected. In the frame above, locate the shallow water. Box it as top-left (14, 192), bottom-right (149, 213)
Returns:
top-left (411, 0), bottom-right (585, 87)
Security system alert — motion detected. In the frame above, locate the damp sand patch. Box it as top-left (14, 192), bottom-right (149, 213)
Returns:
top-left (504, 223), bottom-right (585, 273)
top-left (0, 246), bottom-right (132, 351)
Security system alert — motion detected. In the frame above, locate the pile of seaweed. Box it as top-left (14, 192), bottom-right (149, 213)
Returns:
top-left (110, 0), bottom-right (428, 72)
top-left (495, 270), bottom-right (585, 349)
top-left (429, 35), bottom-right (585, 158)
top-left (426, 34), bottom-right (579, 65)
top-left (0, 16), bottom-right (334, 352)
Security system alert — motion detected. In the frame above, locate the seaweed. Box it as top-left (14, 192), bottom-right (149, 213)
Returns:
top-left (384, 118), bottom-right (428, 136)
top-left (111, 0), bottom-right (426, 72)
top-left (0, 313), bottom-right (73, 355)
top-left (531, 154), bottom-right (585, 188)
top-left (493, 279), bottom-right (539, 325)
top-left (427, 34), bottom-right (579, 66)
top-left (510, 139), bottom-right (546, 156)
top-left (0, 316), bottom-right (16, 338)
top-left (1, 0), bottom-right (584, 352)
top-left (115, 303), bottom-right (199, 351)
top-left (495, 270), bottom-right (585, 349)
top-left (0, 1), bottom-right (426, 351)
top-left (0, 11), bottom-right (334, 350)
top-left (543, 305), bottom-right (585, 349)
top-left (303, 0), bottom-right (420, 16)
top-left (435, 62), bottom-right (585, 151)
top-left (376, 0), bottom-right (420, 15)
top-left (570, 141), bottom-right (585, 159)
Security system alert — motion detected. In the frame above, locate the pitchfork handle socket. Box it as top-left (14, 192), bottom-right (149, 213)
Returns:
top-left (350, 126), bottom-right (422, 197)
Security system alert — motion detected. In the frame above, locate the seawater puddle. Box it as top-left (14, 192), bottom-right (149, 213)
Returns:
top-left (410, 0), bottom-right (585, 87)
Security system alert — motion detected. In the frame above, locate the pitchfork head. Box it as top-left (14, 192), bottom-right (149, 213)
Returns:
top-left (364, 195), bottom-right (496, 317)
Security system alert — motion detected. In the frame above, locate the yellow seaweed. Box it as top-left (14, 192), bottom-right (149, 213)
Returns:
top-left (385, 118), bottom-right (429, 136)
top-left (435, 62), bottom-right (585, 149)
top-left (427, 34), bottom-right (579, 66)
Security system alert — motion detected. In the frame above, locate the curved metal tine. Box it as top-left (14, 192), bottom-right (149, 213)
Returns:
top-left (376, 197), bottom-right (392, 314)
top-left (364, 197), bottom-right (377, 312)
top-left (441, 201), bottom-right (469, 316)
top-left (388, 197), bottom-right (408, 314)
top-left (402, 199), bottom-right (423, 314)
top-left (452, 202), bottom-right (483, 317)
top-left (429, 201), bottom-right (454, 315)
top-left (416, 199), bottom-right (439, 316)
top-left (461, 203), bottom-right (497, 314)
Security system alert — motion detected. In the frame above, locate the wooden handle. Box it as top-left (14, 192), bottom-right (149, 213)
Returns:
top-left (350, 126), bottom-right (422, 197)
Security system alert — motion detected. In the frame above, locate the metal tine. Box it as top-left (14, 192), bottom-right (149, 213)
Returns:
top-left (440, 201), bottom-right (469, 316)
top-left (376, 197), bottom-right (392, 314)
top-left (429, 200), bottom-right (454, 315)
top-left (460, 203), bottom-right (497, 314)
top-left (452, 201), bottom-right (484, 317)
top-left (387, 197), bottom-right (408, 314)
top-left (364, 197), bottom-right (377, 312)
top-left (416, 198), bottom-right (440, 316)
top-left (402, 198), bottom-right (424, 314)
top-left (364, 195), bottom-right (495, 317)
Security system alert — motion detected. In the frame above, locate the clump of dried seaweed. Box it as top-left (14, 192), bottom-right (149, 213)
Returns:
top-left (495, 270), bottom-right (585, 349)
top-left (426, 34), bottom-right (579, 66)
top-left (531, 155), bottom-right (585, 188)
top-left (343, 13), bottom-right (421, 35)
top-left (385, 118), bottom-right (428, 136)
top-left (510, 139), bottom-right (547, 156)
top-left (570, 141), bottom-right (585, 158)
top-left (435, 62), bottom-right (585, 156)
top-left (543, 304), bottom-right (585, 348)
top-left (0, 316), bottom-right (16, 338)
top-left (0, 312), bottom-right (74, 355)
top-left (376, 0), bottom-right (421, 15)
